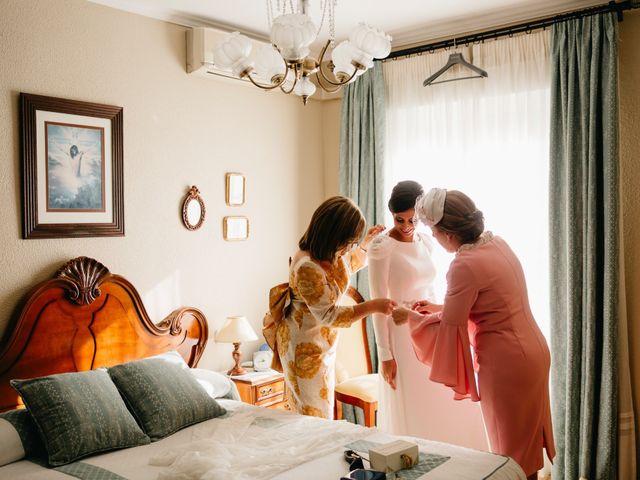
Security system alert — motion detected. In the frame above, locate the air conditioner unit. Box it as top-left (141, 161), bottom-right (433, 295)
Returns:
top-left (186, 27), bottom-right (267, 82)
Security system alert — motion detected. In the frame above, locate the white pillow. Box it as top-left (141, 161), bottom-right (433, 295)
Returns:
top-left (0, 417), bottom-right (24, 465)
top-left (148, 350), bottom-right (189, 368)
top-left (189, 369), bottom-right (232, 399)
top-left (0, 409), bottom-right (45, 466)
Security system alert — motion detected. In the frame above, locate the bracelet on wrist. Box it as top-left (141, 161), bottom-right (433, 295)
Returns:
top-left (359, 245), bottom-right (368, 253)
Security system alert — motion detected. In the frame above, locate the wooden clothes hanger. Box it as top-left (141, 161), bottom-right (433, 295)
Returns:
top-left (423, 39), bottom-right (488, 86)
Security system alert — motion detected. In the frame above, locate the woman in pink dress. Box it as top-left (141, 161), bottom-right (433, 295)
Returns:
top-left (392, 188), bottom-right (555, 480)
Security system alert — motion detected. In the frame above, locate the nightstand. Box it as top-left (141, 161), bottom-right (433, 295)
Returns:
top-left (230, 371), bottom-right (289, 410)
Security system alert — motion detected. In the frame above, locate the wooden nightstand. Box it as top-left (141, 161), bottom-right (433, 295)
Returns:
top-left (230, 371), bottom-right (289, 410)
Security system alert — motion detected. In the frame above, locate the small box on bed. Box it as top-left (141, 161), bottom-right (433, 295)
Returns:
top-left (369, 440), bottom-right (419, 473)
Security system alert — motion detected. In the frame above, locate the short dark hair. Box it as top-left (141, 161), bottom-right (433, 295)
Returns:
top-left (299, 196), bottom-right (366, 262)
top-left (437, 190), bottom-right (484, 244)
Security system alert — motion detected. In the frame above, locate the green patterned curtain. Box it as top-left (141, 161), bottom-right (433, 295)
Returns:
top-left (339, 61), bottom-right (386, 425)
top-left (549, 12), bottom-right (619, 480)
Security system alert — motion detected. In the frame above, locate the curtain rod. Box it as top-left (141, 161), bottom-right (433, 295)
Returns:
top-left (386, 0), bottom-right (638, 60)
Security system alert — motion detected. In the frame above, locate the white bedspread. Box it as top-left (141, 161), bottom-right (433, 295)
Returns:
top-left (0, 400), bottom-right (525, 480)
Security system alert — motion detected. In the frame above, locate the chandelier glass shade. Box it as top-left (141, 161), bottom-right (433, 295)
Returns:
top-left (212, 1), bottom-right (392, 105)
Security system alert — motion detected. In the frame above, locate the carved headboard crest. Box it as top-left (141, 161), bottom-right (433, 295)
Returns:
top-left (56, 256), bottom-right (110, 305)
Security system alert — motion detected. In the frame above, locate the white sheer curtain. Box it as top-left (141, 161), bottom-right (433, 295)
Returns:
top-left (382, 31), bottom-right (551, 338)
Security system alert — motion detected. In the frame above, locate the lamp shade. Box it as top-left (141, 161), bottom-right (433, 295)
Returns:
top-left (216, 316), bottom-right (258, 343)
top-left (349, 23), bottom-right (392, 69)
top-left (253, 45), bottom-right (287, 84)
top-left (270, 13), bottom-right (316, 62)
top-left (213, 32), bottom-right (254, 77)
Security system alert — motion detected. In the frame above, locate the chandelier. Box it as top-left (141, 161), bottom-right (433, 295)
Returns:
top-left (212, 0), bottom-right (392, 105)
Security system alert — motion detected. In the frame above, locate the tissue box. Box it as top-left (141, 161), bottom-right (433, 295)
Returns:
top-left (369, 440), bottom-right (419, 473)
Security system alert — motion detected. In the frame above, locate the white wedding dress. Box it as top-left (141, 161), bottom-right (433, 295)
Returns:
top-left (368, 233), bottom-right (487, 449)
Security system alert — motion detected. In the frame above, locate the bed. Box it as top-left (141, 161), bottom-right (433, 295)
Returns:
top-left (0, 257), bottom-right (526, 480)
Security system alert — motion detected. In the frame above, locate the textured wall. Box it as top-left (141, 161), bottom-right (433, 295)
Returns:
top-left (619, 9), bottom-right (640, 465)
top-left (322, 98), bottom-right (342, 197)
top-left (0, 0), bottom-right (325, 371)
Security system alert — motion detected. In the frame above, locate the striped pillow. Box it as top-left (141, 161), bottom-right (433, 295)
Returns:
top-left (108, 357), bottom-right (226, 440)
top-left (10, 369), bottom-right (150, 466)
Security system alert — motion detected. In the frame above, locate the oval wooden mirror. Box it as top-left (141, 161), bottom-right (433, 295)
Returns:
top-left (182, 186), bottom-right (205, 230)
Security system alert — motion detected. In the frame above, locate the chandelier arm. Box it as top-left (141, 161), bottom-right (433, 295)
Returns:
top-left (280, 64), bottom-right (299, 94)
top-left (316, 39), bottom-right (360, 87)
top-left (317, 61), bottom-right (359, 87)
top-left (244, 54), bottom-right (290, 91)
top-left (246, 66), bottom-right (291, 91)
top-left (314, 70), bottom-right (342, 93)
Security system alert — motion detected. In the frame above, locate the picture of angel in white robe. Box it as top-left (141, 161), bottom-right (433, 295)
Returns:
top-left (46, 123), bottom-right (104, 210)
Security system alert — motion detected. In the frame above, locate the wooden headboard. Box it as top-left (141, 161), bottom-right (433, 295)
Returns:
top-left (0, 257), bottom-right (208, 412)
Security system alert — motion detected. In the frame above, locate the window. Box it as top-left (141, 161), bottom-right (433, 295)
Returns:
top-left (383, 32), bottom-right (551, 336)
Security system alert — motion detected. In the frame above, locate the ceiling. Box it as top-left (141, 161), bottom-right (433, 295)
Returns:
top-left (89, 0), bottom-right (605, 50)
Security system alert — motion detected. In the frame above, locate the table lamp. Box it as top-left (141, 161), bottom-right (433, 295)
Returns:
top-left (216, 316), bottom-right (258, 376)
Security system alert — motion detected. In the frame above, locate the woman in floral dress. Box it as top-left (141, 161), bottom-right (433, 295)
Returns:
top-left (277, 196), bottom-right (396, 419)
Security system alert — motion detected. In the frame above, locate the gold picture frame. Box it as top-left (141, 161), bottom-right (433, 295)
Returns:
top-left (181, 185), bottom-right (205, 231)
top-left (223, 216), bottom-right (249, 241)
top-left (225, 173), bottom-right (245, 206)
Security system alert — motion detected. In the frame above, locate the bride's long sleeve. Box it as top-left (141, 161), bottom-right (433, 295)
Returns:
top-left (368, 236), bottom-right (394, 362)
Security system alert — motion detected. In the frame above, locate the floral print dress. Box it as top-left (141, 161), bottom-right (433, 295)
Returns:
top-left (277, 251), bottom-right (365, 419)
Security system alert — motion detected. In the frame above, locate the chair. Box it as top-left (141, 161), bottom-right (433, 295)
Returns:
top-left (334, 286), bottom-right (379, 427)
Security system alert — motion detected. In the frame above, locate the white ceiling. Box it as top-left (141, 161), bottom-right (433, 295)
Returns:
top-left (89, 0), bottom-right (604, 49)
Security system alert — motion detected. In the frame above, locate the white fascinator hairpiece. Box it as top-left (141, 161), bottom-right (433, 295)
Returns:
top-left (416, 188), bottom-right (447, 226)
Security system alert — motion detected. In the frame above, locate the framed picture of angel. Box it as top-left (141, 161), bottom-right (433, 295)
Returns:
top-left (20, 93), bottom-right (124, 238)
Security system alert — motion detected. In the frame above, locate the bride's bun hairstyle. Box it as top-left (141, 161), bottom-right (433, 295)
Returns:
top-left (438, 191), bottom-right (484, 244)
top-left (388, 180), bottom-right (424, 213)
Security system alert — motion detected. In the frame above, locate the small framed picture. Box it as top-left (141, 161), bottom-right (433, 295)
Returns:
top-left (225, 173), bottom-right (245, 206)
top-left (223, 216), bottom-right (249, 241)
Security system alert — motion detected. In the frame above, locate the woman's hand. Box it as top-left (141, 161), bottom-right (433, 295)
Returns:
top-left (380, 359), bottom-right (397, 390)
top-left (354, 299), bottom-right (396, 320)
top-left (369, 298), bottom-right (397, 315)
top-left (411, 300), bottom-right (442, 314)
top-left (391, 306), bottom-right (411, 325)
top-left (360, 224), bottom-right (385, 251)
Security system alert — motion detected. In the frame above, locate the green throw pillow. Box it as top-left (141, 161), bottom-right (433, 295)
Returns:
top-left (10, 369), bottom-right (150, 466)
top-left (108, 357), bottom-right (226, 441)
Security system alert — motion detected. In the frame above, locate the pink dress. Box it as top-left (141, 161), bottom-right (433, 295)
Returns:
top-left (408, 233), bottom-right (555, 476)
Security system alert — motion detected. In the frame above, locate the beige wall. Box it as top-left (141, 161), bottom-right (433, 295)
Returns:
top-left (0, 0), bottom-right (325, 371)
top-left (619, 9), bottom-right (640, 466)
top-left (322, 98), bottom-right (342, 197)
